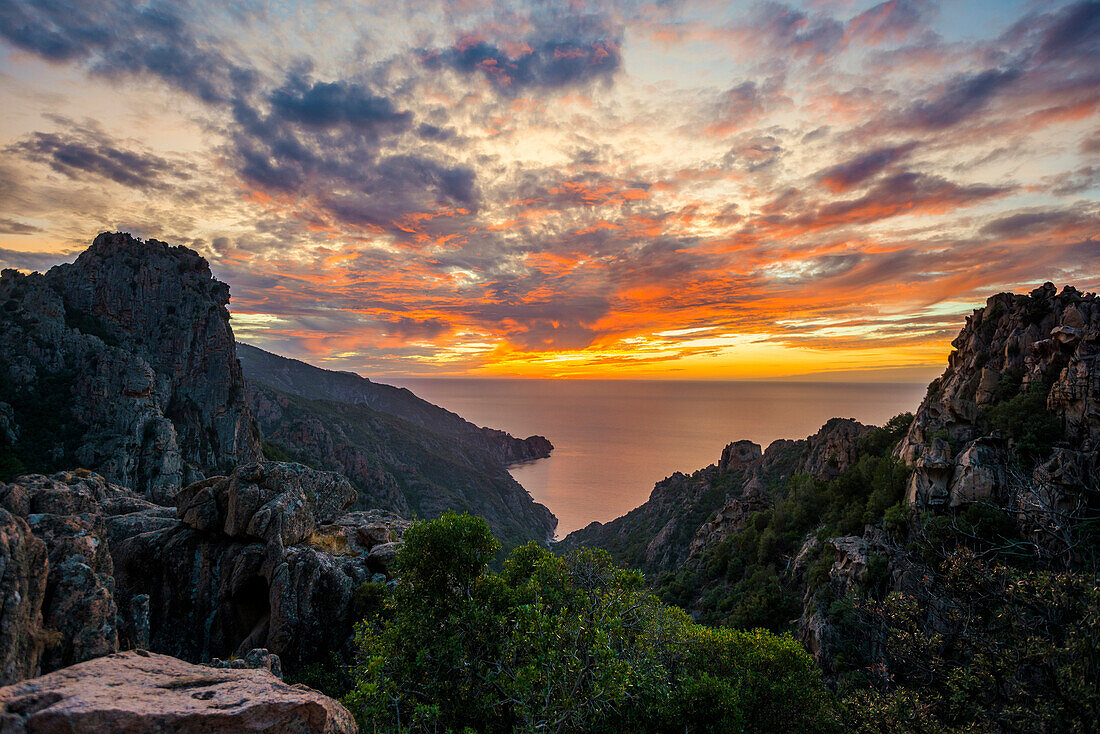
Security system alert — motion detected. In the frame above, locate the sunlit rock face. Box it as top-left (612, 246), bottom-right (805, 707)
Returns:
top-left (0, 232), bottom-right (262, 504)
top-left (0, 650), bottom-right (357, 734)
top-left (898, 283), bottom-right (1099, 510)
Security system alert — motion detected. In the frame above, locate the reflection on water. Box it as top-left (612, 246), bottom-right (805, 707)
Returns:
top-left (385, 379), bottom-right (928, 537)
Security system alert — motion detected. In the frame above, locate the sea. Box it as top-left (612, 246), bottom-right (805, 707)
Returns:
top-left (386, 379), bottom-right (929, 538)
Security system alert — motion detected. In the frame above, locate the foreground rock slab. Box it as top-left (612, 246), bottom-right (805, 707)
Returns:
top-left (0, 650), bottom-right (357, 733)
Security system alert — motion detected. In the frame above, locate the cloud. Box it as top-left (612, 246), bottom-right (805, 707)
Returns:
top-left (381, 316), bottom-right (452, 341)
top-left (746, 2), bottom-right (847, 61)
top-left (268, 74), bottom-right (411, 130)
top-left (0, 247), bottom-right (75, 271)
top-left (816, 142), bottom-right (918, 192)
top-left (422, 36), bottom-right (621, 92)
top-left (7, 124), bottom-right (188, 190)
top-left (0, 218), bottom-right (42, 235)
top-left (1035, 0), bottom-right (1100, 62)
top-left (847, 1), bottom-right (929, 46)
top-left (898, 67), bottom-right (1022, 130)
top-left (0, 0), bottom-right (251, 104)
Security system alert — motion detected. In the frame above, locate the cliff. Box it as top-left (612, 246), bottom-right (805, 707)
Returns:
top-left (898, 283), bottom-right (1098, 512)
top-left (237, 343), bottom-right (553, 465)
top-left (248, 382), bottom-right (557, 548)
top-left (0, 232), bottom-right (261, 503)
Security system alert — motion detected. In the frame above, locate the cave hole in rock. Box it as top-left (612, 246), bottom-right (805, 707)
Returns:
top-left (228, 575), bottom-right (271, 657)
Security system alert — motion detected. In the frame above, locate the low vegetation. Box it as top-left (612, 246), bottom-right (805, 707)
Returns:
top-left (657, 414), bottom-right (912, 630)
top-left (341, 512), bottom-right (835, 733)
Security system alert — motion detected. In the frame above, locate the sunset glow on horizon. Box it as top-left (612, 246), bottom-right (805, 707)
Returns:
top-left (1, 0), bottom-right (1097, 379)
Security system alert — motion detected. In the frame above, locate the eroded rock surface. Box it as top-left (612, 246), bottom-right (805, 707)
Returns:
top-left (0, 465), bottom-right (409, 684)
top-left (0, 232), bottom-right (261, 502)
top-left (112, 463), bottom-right (410, 670)
top-left (0, 650), bottom-right (357, 733)
top-left (898, 283), bottom-right (1099, 508)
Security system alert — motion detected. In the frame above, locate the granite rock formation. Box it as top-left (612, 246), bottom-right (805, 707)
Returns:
top-left (0, 465), bottom-right (409, 684)
top-left (0, 470), bottom-right (157, 684)
top-left (0, 232), bottom-right (261, 502)
top-left (898, 283), bottom-right (1099, 509)
top-left (0, 509), bottom-right (47, 686)
top-left (112, 463), bottom-right (409, 671)
top-left (0, 650), bottom-right (357, 733)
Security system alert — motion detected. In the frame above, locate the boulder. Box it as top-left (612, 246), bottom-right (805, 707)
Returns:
top-left (176, 463), bottom-right (357, 546)
top-left (0, 650), bottom-right (356, 733)
top-left (947, 437), bottom-right (1008, 506)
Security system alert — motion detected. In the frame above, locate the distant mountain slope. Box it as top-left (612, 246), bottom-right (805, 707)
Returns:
top-left (248, 381), bottom-right (556, 548)
top-left (237, 342), bottom-right (552, 465)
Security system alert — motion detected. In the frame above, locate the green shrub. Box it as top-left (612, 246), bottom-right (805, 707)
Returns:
top-left (344, 512), bottom-right (836, 733)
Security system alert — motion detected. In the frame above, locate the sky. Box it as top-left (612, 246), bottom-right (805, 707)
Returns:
top-left (0, 0), bottom-right (1097, 379)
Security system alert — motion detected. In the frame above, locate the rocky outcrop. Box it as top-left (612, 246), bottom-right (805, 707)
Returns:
top-left (564, 416), bottom-right (878, 576)
top-left (0, 509), bottom-right (47, 686)
top-left (0, 650), bottom-right (357, 733)
top-left (248, 382), bottom-right (556, 548)
top-left (0, 465), bottom-right (410, 684)
top-left (802, 418), bottom-right (873, 479)
top-left (946, 437), bottom-right (1008, 507)
top-left (718, 440), bottom-right (763, 474)
top-left (0, 232), bottom-right (261, 502)
top-left (175, 462), bottom-right (357, 547)
top-left (237, 342), bottom-right (553, 465)
top-left (0, 471), bottom-right (160, 684)
top-left (112, 463), bottom-right (410, 671)
top-left (898, 284), bottom-right (1099, 508)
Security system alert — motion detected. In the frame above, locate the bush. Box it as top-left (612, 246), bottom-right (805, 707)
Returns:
top-left (344, 512), bottom-right (836, 733)
top-left (981, 379), bottom-right (1062, 459)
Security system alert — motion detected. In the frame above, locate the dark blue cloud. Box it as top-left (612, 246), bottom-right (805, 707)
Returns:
top-left (899, 67), bottom-right (1021, 130)
top-left (7, 125), bottom-right (187, 190)
top-left (0, 247), bottom-right (75, 271)
top-left (1037, 0), bottom-right (1100, 61)
top-left (269, 75), bottom-right (411, 130)
top-left (423, 38), bottom-right (621, 92)
top-left (0, 218), bottom-right (41, 235)
top-left (816, 142), bottom-right (918, 191)
top-left (0, 0), bottom-right (251, 104)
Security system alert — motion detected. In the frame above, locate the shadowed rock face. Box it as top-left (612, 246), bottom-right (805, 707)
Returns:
top-left (0, 650), bottom-right (357, 733)
top-left (0, 232), bottom-right (261, 502)
top-left (0, 466), bottom-right (409, 684)
top-left (0, 471), bottom-right (155, 684)
top-left (247, 382), bottom-right (557, 548)
top-left (238, 341), bottom-right (554, 465)
top-left (0, 509), bottom-right (47, 685)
